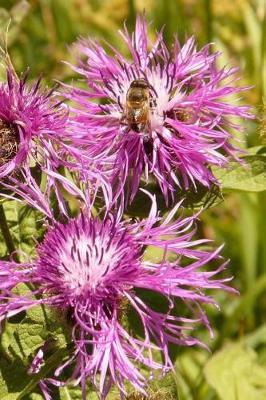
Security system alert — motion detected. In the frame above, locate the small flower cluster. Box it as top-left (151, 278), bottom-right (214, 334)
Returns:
top-left (0, 16), bottom-right (251, 400)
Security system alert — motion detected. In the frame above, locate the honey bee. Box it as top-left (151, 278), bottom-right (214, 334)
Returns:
top-left (124, 79), bottom-right (151, 134)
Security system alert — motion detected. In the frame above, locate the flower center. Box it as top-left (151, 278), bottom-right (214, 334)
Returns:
top-left (0, 119), bottom-right (20, 167)
top-left (58, 233), bottom-right (124, 295)
top-left (37, 218), bottom-right (140, 300)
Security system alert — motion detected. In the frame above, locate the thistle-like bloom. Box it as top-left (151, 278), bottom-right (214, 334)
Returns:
top-left (0, 57), bottom-right (67, 178)
top-left (0, 56), bottom-right (109, 212)
top-left (67, 16), bottom-right (253, 203)
top-left (0, 196), bottom-right (233, 399)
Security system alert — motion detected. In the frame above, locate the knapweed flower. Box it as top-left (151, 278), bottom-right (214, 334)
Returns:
top-left (66, 16), bottom-right (253, 204)
top-left (0, 56), bottom-right (66, 177)
top-left (0, 55), bottom-right (110, 212)
top-left (0, 55), bottom-right (92, 212)
top-left (0, 195), bottom-right (233, 399)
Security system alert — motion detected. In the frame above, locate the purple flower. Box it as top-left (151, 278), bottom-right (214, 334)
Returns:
top-left (0, 56), bottom-right (110, 213)
top-left (0, 57), bottom-right (67, 179)
top-left (0, 195), bottom-right (233, 398)
top-left (66, 16), bottom-right (253, 204)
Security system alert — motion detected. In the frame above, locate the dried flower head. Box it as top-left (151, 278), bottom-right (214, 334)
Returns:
top-left (0, 196), bottom-right (233, 399)
top-left (0, 118), bottom-right (20, 167)
top-left (67, 16), bottom-right (253, 204)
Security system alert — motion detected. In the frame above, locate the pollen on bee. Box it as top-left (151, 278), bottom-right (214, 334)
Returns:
top-left (0, 119), bottom-right (20, 167)
top-left (166, 108), bottom-right (193, 123)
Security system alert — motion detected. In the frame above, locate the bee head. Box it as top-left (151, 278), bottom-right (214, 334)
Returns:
top-left (129, 79), bottom-right (149, 89)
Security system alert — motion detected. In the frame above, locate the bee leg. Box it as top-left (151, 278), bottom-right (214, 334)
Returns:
top-left (120, 113), bottom-right (126, 125)
top-left (143, 134), bottom-right (150, 143)
top-left (142, 123), bottom-right (152, 142)
top-left (149, 98), bottom-right (157, 109)
top-left (120, 125), bottom-right (131, 136)
top-left (120, 114), bottom-right (130, 131)
top-left (143, 128), bottom-right (153, 158)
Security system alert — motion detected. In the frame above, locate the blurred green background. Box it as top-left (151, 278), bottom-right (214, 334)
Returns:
top-left (0, 1), bottom-right (265, 399)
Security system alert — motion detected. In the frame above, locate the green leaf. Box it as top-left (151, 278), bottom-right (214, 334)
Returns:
top-left (204, 343), bottom-right (266, 400)
top-left (126, 180), bottom-right (222, 219)
top-left (60, 384), bottom-right (105, 400)
top-left (59, 385), bottom-right (84, 400)
top-left (245, 324), bottom-right (266, 348)
top-left (1, 318), bottom-right (45, 361)
top-left (17, 347), bottom-right (69, 400)
top-left (28, 394), bottom-right (44, 400)
top-left (213, 155), bottom-right (266, 192)
top-left (0, 200), bottom-right (45, 259)
top-left (0, 301), bottom-right (71, 399)
top-left (0, 355), bottom-right (33, 400)
top-left (246, 146), bottom-right (266, 155)
top-left (238, 193), bottom-right (258, 294)
top-left (173, 348), bottom-right (210, 400)
top-left (178, 184), bottom-right (223, 209)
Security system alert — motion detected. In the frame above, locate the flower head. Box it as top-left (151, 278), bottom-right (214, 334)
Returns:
top-left (67, 16), bottom-right (253, 204)
top-left (0, 56), bottom-right (106, 214)
top-left (0, 58), bottom-right (67, 180)
top-left (0, 196), bottom-right (233, 399)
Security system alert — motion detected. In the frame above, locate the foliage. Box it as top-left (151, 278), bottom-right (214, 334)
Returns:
top-left (205, 342), bottom-right (266, 400)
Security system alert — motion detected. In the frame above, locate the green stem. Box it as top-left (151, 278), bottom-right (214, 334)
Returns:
top-left (260, 2), bottom-right (266, 100)
top-left (127, 0), bottom-right (136, 32)
top-left (204, 0), bottom-right (213, 44)
top-left (0, 203), bottom-right (18, 260)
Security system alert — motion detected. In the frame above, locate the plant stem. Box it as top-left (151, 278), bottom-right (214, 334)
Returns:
top-left (0, 203), bottom-right (17, 260)
top-left (260, 2), bottom-right (266, 100)
top-left (204, 0), bottom-right (213, 43)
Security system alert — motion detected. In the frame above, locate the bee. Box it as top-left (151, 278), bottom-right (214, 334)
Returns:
top-left (124, 79), bottom-right (151, 134)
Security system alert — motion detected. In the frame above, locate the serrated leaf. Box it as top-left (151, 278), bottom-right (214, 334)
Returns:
top-left (204, 343), bottom-right (266, 400)
top-left (213, 155), bottom-right (266, 192)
